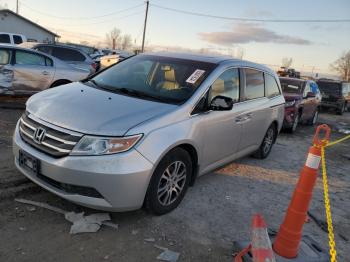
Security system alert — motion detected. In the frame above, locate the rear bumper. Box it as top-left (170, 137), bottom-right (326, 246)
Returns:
top-left (321, 101), bottom-right (343, 109)
top-left (13, 122), bottom-right (154, 211)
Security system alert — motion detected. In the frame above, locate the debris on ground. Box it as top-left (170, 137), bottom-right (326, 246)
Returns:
top-left (65, 212), bottom-right (111, 234)
top-left (15, 198), bottom-right (118, 234)
top-left (144, 237), bottom-right (156, 242)
top-left (338, 128), bottom-right (350, 134)
top-left (154, 245), bottom-right (180, 262)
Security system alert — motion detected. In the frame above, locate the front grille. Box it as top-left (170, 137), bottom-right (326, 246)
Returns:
top-left (19, 113), bottom-right (82, 157)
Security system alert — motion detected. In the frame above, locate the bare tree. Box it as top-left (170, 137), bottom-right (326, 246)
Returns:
top-left (121, 34), bottom-right (132, 50)
top-left (282, 57), bottom-right (293, 68)
top-left (105, 28), bottom-right (122, 49)
top-left (330, 51), bottom-right (350, 81)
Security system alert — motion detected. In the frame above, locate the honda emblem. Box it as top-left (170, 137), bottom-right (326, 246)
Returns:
top-left (33, 127), bottom-right (46, 144)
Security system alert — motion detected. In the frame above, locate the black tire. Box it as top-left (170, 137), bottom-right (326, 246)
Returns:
top-left (253, 124), bottom-right (276, 159)
top-left (337, 103), bottom-right (345, 115)
top-left (286, 113), bottom-right (299, 133)
top-left (145, 148), bottom-right (192, 215)
top-left (50, 80), bottom-right (71, 88)
top-left (307, 108), bottom-right (319, 125)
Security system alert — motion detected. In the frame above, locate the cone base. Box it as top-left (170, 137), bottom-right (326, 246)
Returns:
top-left (233, 235), bottom-right (328, 262)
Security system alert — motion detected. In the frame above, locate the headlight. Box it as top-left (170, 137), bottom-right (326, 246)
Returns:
top-left (70, 134), bottom-right (143, 156)
top-left (285, 100), bottom-right (296, 107)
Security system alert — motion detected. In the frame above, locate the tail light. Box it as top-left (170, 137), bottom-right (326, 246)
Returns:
top-left (91, 63), bottom-right (97, 70)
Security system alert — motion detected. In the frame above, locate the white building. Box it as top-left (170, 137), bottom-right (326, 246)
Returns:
top-left (0, 9), bottom-right (59, 43)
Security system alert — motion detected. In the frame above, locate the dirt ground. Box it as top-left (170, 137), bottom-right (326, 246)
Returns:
top-left (0, 104), bottom-right (349, 262)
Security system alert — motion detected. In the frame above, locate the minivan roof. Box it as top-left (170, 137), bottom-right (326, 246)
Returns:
top-left (142, 52), bottom-right (275, 75)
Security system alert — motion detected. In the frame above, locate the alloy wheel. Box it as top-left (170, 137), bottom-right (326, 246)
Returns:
top-left (262, 128), bottom-right (274, 155)
top-left (157, 161), bottom-right (187, 206)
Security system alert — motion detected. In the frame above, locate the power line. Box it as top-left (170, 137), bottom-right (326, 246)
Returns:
top-left (46, 11), bottom-right (144, 27)
top-left (151, 3), bottom-right (350, 23)
top-left (19, 1), bottom-right (144, 20)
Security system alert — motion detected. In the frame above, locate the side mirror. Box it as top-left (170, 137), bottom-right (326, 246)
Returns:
top-left (306, 92), bottom-right (316, 98)
top-left (209, 95), bottom-right (234, 111)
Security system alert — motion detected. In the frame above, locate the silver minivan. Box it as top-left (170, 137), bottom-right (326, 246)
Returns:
top-left (13, 53), bottom-right (285, 214)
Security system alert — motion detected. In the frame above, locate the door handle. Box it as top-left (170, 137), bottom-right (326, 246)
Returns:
top-left (42, 71), bottom-right (49, 75)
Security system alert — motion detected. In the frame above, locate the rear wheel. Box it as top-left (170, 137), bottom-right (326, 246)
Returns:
top-left (287, 114), bottom-right (299, 133)
top-left (145, 148), bottom-right (192, 215)
top-left (50, 80), bottom-right (71, 88)
top-left (253, 124), bottom-right (276, 159)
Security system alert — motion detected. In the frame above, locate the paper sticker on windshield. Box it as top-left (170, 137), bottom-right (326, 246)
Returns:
top-left (186, 69), bottom-right (205, 84)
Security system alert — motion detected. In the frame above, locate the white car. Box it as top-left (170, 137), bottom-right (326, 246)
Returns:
top-left (0, 44), bottom-right (90, 96)
top-left (0, 32), bottom-right (27, 45)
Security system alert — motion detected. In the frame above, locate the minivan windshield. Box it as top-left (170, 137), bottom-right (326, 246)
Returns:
top-left (280, 78), bottom-right (304, 94)
top-left (90, 55), bottom-right (217, 104)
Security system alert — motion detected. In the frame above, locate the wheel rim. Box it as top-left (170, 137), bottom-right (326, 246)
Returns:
top-left (312, 110), bottom-right (318, 124)
top-left (262, 128), bottom-right (274, 155)
top-left (157, 161), bottom-right (187, 206)
top-left (292, 115), bottom-right (299, 131)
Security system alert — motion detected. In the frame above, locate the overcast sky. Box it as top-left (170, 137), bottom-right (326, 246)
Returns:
top-left (1, 0), bottom-right (350, 74)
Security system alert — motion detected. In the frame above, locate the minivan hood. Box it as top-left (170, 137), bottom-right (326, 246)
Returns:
top-left (282, 92), bottom-right (302, 101)
top-left (26, 83), bottom-right (177, 136)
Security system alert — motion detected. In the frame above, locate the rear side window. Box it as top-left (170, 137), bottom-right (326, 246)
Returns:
top-left (13, 35), bottom-right (23, 44)
top-left (244, 69), bottom-right (264, 100)
top-left (52, 47), bottom-right (86, 61)
top-left (265, 74), bottom-right (280, 98)
top-left (45, 57), bottom-right (53, 66)
top-left (35, 46), bottom-right (52, 54)
top-left (15, 51), bottom-right (46, 66)
top-left (0, 49), bottom-right (11, 64)
top-left (0, 34), bottom-right (11, 44)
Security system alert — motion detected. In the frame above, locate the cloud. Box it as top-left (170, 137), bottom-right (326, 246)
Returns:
top-left (198, 23), bottom-right (312, 46)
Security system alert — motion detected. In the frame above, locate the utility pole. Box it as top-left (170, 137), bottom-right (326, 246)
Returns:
top-left (141, 0), bottom-right (149, 53)
top-left (16, 0), bottom-right (19, 13)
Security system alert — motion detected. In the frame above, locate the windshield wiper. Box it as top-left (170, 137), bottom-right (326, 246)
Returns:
top-left (114, 88), bottom-right (179, 103)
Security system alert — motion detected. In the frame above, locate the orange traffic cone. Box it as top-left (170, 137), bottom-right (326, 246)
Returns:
top-left (251, 214), bottom-right (275, 262)
top-left (273, 124), bottom-right (331, 258)
top-left (234, 214), bottom-right (275, 262)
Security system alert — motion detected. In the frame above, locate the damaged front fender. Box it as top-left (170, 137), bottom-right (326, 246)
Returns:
top-left (0, 65), bottom-right (14, 93)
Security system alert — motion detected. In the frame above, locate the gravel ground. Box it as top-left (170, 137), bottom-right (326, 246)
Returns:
top-left (0, 105), bottom-right (349, 262)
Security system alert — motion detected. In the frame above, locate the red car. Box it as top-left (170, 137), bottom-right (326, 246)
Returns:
top-left (280, 77), bottom-right (321, 132)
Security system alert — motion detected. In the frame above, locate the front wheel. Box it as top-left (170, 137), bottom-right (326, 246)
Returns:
top-left (145, 148), bottom-right (192, 215)
top-left (307, 108), bottom-right (319, 125)
top-left (253, 124), bottom-right (276, 159)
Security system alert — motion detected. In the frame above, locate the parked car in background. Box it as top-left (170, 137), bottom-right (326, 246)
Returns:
top-left (63, 43), bottom-right (99, 57)
top-left (317, 79), bottom-right (350, 115)
top-left (0, 44), bottom-right (89, 95)
top-left (13, 52), bottom-right (284, 214)
top-left (99, 50), bottom-right (133, 70)
top-left (0, 32), bottom-right (27, 45)
top-left (280, 77), bottom-right (320, 132)
top-left (31, 43), bottom-right (97, 74)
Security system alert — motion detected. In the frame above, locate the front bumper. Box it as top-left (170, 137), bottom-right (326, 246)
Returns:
top-left (13, 122), bottom-right (154, 211)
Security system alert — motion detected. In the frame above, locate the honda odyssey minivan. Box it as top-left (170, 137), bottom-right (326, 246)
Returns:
top-left (13, 53), bottom-right (285, 214)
